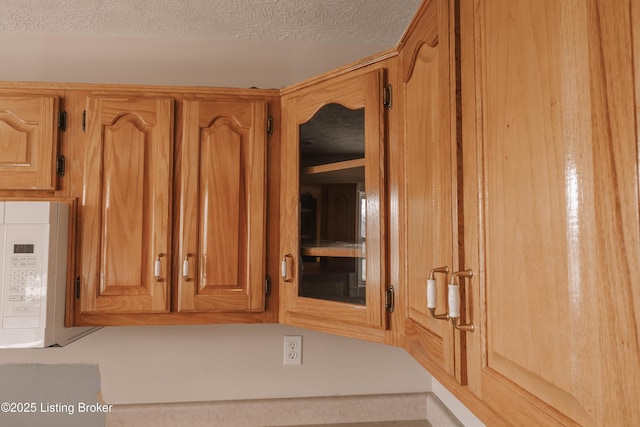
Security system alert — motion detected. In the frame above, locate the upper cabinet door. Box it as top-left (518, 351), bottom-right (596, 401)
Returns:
top-left (280, 68), bottom-right (388, 340)
top-left (461, 0), bottom-right (640, 424)
top-left (0, 94), bottom-right (59, 190)
top-left (81, 96), bottom-right (174, 313)
top-left (400, 0), bottom-right (459, 380)
top-left (176, 99), bottom-right (267, 312)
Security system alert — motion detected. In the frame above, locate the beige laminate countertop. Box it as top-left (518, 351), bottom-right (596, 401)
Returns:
top-left (286, 421), bottom-right (431, 427)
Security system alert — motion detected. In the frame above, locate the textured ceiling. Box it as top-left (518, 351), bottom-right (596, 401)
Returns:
top-left (0, 0), bottom-right (421, 45)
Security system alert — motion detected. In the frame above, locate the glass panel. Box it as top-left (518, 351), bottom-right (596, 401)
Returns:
top-left (298, 104), bottom-right (366, 305)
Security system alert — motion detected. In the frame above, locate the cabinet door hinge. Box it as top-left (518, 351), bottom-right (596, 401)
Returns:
top-left (75, 276), bottom-right (81, 299)
top-left (56, 155), bottom-right (65, 177)
top-left (383, 84), bottom-right (393, 110)
top-left (82, 110), bottom-right (86, 132)
top-left (266, 115), bottom-right (274, 135)
top-left (265, 274), bottom-right (272, 296)
top-left (58, 111), bottom-right (67, 132)
top-left (385, 286), bottom-right (395, 313)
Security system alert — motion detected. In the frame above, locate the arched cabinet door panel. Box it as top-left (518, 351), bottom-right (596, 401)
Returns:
top-left (176, 99), bottom-right (267, 313)
top-left (399, 0), bottom-right (459, 382)
top-left (81, 96), bottom-right (174, 314)
top-left (280, 68), bottom-right (389, 341)
top-left (0, 94), bottom-right (60, 190)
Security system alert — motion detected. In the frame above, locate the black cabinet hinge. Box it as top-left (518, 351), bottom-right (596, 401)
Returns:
top-left (385, 286), bottom-right (395, 313)
top-left (56, 155), bottom-right (65, 177)
top-left (267, 115), bottom-right (273, 135)
top-left (82, 110), bottom-right (86, 132)
top-left (58, 111), bottom-right (67, 132)
top-left (265, 274), bottom-right (272, 296)
top-left (75, 277), bottom-right (81, 299)
top-left (383, 84), bottom-right (393, 110)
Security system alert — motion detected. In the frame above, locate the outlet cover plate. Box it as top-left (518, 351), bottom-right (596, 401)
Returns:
top-left (284, 335), bottom-right (302, 365)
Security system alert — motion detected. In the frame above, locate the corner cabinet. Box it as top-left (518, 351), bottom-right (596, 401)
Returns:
top-left (279, 68), bottom-right (390, 341)
top-left (0, 93), bottom-right (61, 190)
top-left (78, 94), bottom-right (269, 319)
top-left (401, 0), bottom-right (640, 425)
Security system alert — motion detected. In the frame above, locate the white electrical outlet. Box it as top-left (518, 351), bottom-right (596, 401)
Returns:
top-left (283, 335), bottom-right (302, 365)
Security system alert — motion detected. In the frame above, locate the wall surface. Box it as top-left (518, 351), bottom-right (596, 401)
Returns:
top-left (0, 32), bottom-right (389, 88)
top-left (431, 379), bottom-right (485, 427)
top-left (0, 324), bottom-right (430, 405)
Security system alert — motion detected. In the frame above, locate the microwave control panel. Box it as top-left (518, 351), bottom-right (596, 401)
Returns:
top-left (6, 241), bottom-right (42, 320)
top-left (0, 203), bottom-right (50, 331)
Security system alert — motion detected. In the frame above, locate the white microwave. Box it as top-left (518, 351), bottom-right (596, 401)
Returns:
top-left (0, 201), bottom-right (98, 348)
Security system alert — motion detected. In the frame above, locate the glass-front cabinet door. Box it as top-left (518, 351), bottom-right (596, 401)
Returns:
top-left (280, 68), bottom-right (388, 340)
top-left (299, 104), bottom-right (367, 305)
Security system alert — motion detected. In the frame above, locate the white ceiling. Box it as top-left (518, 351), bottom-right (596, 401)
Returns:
top-left (0, 0), bottom-right (421, 46)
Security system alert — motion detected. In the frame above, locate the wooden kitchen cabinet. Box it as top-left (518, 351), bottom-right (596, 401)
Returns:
top-left (459, 0), bottom-right (640, 424)
top-left (80, 95), bottom-right (174, 313)
top-left (400, 0), bottom-right (640, 425)
top-left (0, 93), bottom-right (61, 190)
top-left (175, 98), bottom-right (267, 313)
top-left (399, 0), bottom-right (459, 381)
top-left (76, 90), bottom-right (273, 322)
top-left (279, 66), bottom-right (391, 341)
